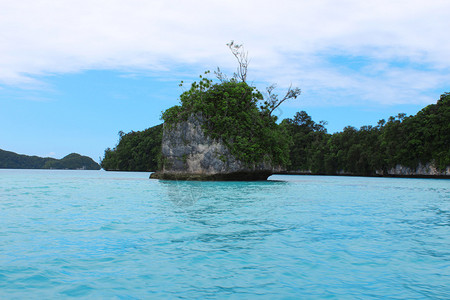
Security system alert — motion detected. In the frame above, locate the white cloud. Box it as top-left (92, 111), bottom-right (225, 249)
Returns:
top-left (0, 0), bottom-right (449, 105)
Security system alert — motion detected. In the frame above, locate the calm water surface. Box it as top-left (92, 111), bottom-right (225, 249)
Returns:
top-left (0, 170), bottom-right (449, 299)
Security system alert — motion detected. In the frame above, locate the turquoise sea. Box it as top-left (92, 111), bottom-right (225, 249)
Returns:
top-left (0, 169), bottom-right (449, 299)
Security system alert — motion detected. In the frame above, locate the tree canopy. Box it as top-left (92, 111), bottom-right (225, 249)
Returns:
top-left (161, 72), bottom-right (293, 167)
top-left (101, 92), bottom-right (449, 175)
top-left (100, 41), bottom-right (448, 176)
top-left (282, 93), bottom-right (450, 174)
top-left (101, 124), bottom-right (163, 171)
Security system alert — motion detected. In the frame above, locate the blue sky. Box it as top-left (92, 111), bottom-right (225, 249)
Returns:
top-left (1, 0), bottom-right (449, 162)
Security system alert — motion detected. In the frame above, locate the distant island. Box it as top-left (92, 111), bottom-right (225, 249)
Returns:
top-left (0, 150), bottom-right (101, 170)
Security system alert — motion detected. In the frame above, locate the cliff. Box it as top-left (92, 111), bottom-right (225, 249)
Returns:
top-left (150, 115), bottom-right (275, 180)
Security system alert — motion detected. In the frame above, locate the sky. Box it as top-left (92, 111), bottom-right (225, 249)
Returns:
top-left (1, 0), bottom-right (449, 162)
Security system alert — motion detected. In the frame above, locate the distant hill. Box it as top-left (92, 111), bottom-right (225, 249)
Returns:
top-left (0, 149), bottom-right (101, 170)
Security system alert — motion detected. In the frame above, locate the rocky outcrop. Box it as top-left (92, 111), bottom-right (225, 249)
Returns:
top-left (150, 115), bottom-right (275, 180)
top-left (280, 163), bottom-right (450, 178)
top-left (376, 163), bottom-right (450, 177)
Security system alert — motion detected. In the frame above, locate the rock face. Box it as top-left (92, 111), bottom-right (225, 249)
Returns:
top-left (150, 115), bottom-right (274, 180)
top-left (377, 163), bottom-right (450, 177)
top-left (280, 163), bottom-right (450, 178)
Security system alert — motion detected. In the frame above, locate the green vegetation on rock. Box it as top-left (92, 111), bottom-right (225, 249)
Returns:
top-left (103, 42), bottom-right (300, 173)
top-left (101, 92), bottom-right (449, 176)
top-left (161, 73), bottom-right (293, 166)
top-left (100, 41), bottom-right (448, 177)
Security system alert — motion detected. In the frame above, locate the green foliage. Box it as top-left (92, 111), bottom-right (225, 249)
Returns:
top-left (281, 111), bottom-right (329, 172)
top-left (101, 124), bottom-right (163, 171)
top-left (161, 73), bottom-right (291, 166)
top-left (0, 149), bottom-right (100, 170)
top-left (101, 93), bottom-right (448, 174)
top-left (283, 93), bottom-right (450, 175)
top-left (388, 92), bottom-right (450, 169)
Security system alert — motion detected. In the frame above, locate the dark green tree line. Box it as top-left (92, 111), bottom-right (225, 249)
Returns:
top-left (101, 124), bottom-right (163, 171)
top-left (282, 93), bottom-right (450, 175)
top-left (101, 93), bottom-right (449, 175)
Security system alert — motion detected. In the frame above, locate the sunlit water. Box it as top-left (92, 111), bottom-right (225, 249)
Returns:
top-left (0, 169), bottom-right (449, 299)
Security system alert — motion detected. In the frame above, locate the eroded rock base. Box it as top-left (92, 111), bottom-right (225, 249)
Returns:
top-left (150, 171), bottom-right (272, 181)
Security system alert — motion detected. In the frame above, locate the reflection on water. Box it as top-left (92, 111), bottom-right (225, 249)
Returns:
top-left (161, 180), bottom-right (206, 206)
top-left (160, 179), bottom-right (288, 207)
top-left (158, 180), bottom-right (293, 252)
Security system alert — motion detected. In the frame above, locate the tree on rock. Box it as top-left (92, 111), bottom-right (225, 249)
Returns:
top-left (154, 42), bottom-right (301, 180)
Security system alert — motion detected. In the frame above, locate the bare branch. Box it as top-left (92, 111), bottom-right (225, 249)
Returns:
top-left (227, 40), bottom-right (249, 82)
top-left (223, 41), bottom-right (301, 115)
top-left (214, 67), bottom-right (228, 83)
top-left (265, 84), bottom-right (301, 116)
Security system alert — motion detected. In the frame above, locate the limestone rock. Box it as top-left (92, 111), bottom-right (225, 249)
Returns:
top-left (150, 115), bottom-right (275, 180)
top-left (378, 163), bottom-right (450, 177)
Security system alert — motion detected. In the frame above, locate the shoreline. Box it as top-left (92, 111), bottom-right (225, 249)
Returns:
top-left (275, 171), bottom-right (450, 179)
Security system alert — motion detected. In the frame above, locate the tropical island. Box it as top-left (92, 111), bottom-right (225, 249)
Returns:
top-left (150, 75), bottom-right (297, 180)
top-left (0, 150), bottom-right (101, 170)
top-left (101, 92), bottom-right (449, 178)
top-left (107, 42), bottom-right (300, 180)
top-left (102, 43), bottom-right (449, 179)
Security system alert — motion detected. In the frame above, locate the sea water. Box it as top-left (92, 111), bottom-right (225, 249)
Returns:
top-left (0, 169), bottom-right (449, 299)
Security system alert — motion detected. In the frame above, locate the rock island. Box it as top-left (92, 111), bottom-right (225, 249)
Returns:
top-left (150, 69), bottom-right (300, 181)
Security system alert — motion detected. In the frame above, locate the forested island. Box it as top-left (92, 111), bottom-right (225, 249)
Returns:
top-left (0, 150), bottom-right (101, 170)
top-left (102, 92), bottom-right (449, 178)
top-left (104, 42), bottom-right (301, 180)
top-left (282, 93), bottom-right (449, 176)
top-left (102, 42), bottom-right (449, 179)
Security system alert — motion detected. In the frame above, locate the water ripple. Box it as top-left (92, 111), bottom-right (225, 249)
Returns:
top-left (0, 170), bottom-right (449, 299)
